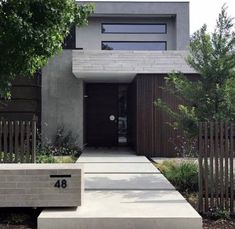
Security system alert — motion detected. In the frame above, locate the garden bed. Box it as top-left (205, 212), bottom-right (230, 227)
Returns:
top-left (155, 160), bottom-right (235, 229)
top-left (0, 208), bottom-right (40, 229)
top-left (185, 192), bottom-right (235, 229)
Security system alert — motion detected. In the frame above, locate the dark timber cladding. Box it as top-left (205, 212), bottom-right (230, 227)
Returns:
top-left (133, 74), bottom-right (198, 157)
top-left (0, 73), bottom-right (41, 123)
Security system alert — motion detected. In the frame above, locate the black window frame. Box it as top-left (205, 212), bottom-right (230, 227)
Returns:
top-left (101, 41), bottom-right (167, 51)
top-left (101, 23), bottom-right (167, 34)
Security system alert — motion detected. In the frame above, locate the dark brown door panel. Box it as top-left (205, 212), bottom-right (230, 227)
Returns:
top-left (85, 84), bottom-right (118, 147)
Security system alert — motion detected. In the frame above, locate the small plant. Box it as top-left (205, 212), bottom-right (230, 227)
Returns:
top-left (157, 160), bottom-right (199, 192)
top-left (36, 152), bottom-right (56, 163)
top-left (47, 126), bottom-right (82, 157)
top-left (169, 135), bottom-right (198, 157)
top-left (3, 213), bottom-right (30, 225)
top-left (36, 125), bottom-right (82, 163)
top-left (156, 160), bottom-right (176, 174)
top-left (208, 207), bottom-right (231, 220)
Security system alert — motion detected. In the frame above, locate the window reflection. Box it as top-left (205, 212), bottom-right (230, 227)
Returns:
top-left (118, 85), bottom-right (128, 145)
top-left (102, 41), bottom-right (166, 51)
top-left (102, 23), bottom-right (166, 34)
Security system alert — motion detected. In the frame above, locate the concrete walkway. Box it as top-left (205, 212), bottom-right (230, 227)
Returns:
top-left (38, 150), bottom-right (202, 229)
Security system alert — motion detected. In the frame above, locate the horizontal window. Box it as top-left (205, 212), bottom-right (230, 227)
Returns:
top-left (102, 41), bottom-right (167, 51)
top-left (101, 23), bottom-right (167, 34)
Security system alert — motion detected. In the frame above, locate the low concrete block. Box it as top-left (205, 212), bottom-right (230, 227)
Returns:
top-left (38, 190), bottom-right (202, 229)
top-left (85, 173), bottom-right (175, 190)
top-left (0, 164), bottom-right (83, 207)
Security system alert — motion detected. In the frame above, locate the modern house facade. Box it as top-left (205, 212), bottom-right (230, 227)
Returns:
top-left (0, 1), bottom-right (197, 157)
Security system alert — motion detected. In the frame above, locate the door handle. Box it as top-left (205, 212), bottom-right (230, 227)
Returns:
top-left (109, 115), bottom-right (115, 121)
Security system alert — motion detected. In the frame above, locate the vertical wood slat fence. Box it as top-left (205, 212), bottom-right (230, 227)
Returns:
top-left (0, 118), bottom-right (36, 163)
top-left (198, 122), bottom-right (234, 215)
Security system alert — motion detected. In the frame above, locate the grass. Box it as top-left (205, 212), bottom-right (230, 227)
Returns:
top-left (53, 155), bottom-right (77, 163)
top-left (36, 153), bottom-right (77, 163)
top-left (156, 160), bottom-right (198, 192)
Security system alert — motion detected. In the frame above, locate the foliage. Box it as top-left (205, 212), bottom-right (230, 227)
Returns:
top-left (54, 156), bottom-right (77, 163)
top-left (36, 152), bottom-right (56, 163)
top-left (50, 126), bottom-right (82, 157)
top-left (155, 5), bottom-right (235, 137)
top-left (156, 160), bottom-right (176, 175)
top-left (208, 207), bottom-right (231, 220)
top-left (169, 135), bottom-right (198, 157)
top-left (36, 126), bottom-right (81, 163)
top-left (0, 0), bottom-right (94, 98)
top-left (36, 154), bottom-right (76, 164)
top-left (0, 213), bottom-right (30, 225)
top-left (157, 160), bottom-right (199, 192)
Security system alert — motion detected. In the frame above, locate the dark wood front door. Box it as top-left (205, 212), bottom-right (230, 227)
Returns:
top-left (85, 84), bottom-right (118, 147)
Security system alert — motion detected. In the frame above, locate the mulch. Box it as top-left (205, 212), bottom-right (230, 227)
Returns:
top-left (0, 225), bottom-right (34, 229)
top-left (203, 218), bottom-right (235, 229)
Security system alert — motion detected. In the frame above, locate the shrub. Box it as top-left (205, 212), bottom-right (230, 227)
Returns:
top-left (36, 126), bottom-right (82, 163)
top-left (169, 135), bottom-right (198, 157)
top-left (157, 160), bottom-right (199, 192)
top-left (208, 207), bottom-right (231, 220)
top-left (36, 153), bottom-right (56, 163)
top-left (0, 213), bottom-right (30, 225)
top-left (52, 126), bottom-right (81, 157)
top-left (156, 160), bottom-right (176, 174)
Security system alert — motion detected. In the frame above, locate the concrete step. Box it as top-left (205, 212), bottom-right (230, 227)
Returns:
top-left (85, 173), bottom-right (175, 190)
top-left (78, 154), bottom-right (150, 163)
top-left (78, 162), bottom-right (160, 174)
top-left (38, 190), bottom-right (202, 229)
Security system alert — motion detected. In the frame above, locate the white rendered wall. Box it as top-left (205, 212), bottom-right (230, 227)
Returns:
top-left (76, 17), bottom-right (176, 50)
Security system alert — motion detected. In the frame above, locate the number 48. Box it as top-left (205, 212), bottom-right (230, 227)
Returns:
top-left (54, 179), bottom-right (67, 189)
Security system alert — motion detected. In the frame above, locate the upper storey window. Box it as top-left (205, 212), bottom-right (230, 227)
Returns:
top-left (101, 23), bottom-right (167, 34)
top-left (102, 41), bottom-right (166, 51)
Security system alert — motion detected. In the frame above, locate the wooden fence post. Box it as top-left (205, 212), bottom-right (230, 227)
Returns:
top-left (32, 115), bottom-right (37, 163)
top-left (198, 122), bottom-right (203, 213)
top-left (198, 121), bottom-right (234, 215)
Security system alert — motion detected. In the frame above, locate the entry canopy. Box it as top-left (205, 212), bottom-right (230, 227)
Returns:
top-left (72, 50), bottom-right (196, 83)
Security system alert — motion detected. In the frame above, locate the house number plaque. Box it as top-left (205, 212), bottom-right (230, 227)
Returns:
top-left (50, 174), bottom-right (71, 189)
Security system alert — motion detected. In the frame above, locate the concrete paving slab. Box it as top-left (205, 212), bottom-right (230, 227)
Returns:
top-left (78, 162), bottom-right (160, 173)
top-left (38, 190), bottom-right (202, 229)
top-left (85, 173), bottom-right (175, 190)
top-left (78, 154), bottom-right (150, 163)
top-left (82, 148), bottom-right (135, 155)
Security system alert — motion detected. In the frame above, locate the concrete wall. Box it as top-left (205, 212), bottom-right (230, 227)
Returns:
top-left (42, 50), bottom-right (83, 147)
top-left (72, 50), bottom-right (195, 82)
top-left (76, 17), bottom-right (176, 50)
top-left (0, 164), bottom-right (83, 207)
top-left (78, 1), bottom-right (189, 50)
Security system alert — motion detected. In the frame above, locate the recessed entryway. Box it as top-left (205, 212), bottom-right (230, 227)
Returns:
top-left (84, 83), bottom-right (129, 147)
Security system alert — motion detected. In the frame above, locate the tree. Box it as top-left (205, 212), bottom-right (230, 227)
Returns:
top-left (155, 5), bottom-right (235, 137)
top-left (0, 0), bottom-right (94, 98)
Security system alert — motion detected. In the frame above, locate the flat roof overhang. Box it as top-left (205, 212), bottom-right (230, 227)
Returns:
top-left (78, 1), bottom-right (189, 17)
top-left (72, 50), bottom-right (196, 83)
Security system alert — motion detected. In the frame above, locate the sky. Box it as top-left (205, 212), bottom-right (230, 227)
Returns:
top-left (81, 0), bottom-right (235, 34)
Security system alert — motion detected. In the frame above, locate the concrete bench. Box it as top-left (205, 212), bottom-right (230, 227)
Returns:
top-left (0, 163), bottom-right (83, 207)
